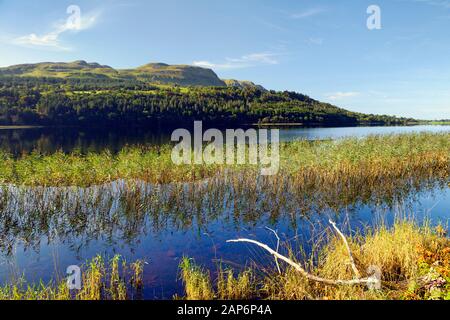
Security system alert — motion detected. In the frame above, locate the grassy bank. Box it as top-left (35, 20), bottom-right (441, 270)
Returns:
top-left (0, 220), bottom-right (448, 300)
top-left (180, 220), bottom-right (450, 300)
top-left (0, 132), bottom-right (448, 187)
top-left (0, 255), bottom-right (144, 300)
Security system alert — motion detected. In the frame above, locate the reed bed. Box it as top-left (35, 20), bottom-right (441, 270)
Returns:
top-left (0, 168), bottom-right (445, 256)
top-left (0, 255), bottom-right (144, 300)
top-left (0, 132), bottom-right (448, 300)
top-left (180, 220), bottom-right (450, 300)
top-left (0, 132), bottom-right (447, 187)
top-left (0, 133), bottom-right (447, 255)
top-left (179, 257), bottom-right (256, 300)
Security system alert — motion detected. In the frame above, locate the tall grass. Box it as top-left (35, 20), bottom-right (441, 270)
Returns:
top-left (180, 220), bottom-right (450, 300)
top-left (0, 133), bottom-right (448, 300)
top-left (0, 133), bottom-right (447, 256)
top-left (0, 133), bottom-right (447, 187)
top-left (179, 257), bottom-right (255, 300)
top-left (179, 257), bottom-right (214, 300)
top-left (0, 255), bottom-right (144, 300)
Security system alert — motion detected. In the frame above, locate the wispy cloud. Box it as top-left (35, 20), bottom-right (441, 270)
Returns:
top-left (193, 53), bottom-right (280, 70)
top-left (290, 8), bottom-right (325, 19)
top-left (13, 8), bottom-right (100, 51)
top-left (326, 92), bottom-right (360, 101)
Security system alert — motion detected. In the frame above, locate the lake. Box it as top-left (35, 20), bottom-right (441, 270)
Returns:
top-left (1, 124), bottom-right (450, 154)
top-left (0, 125), bottom-right (449, 299)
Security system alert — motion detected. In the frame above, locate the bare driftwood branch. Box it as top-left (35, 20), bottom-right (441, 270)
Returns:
top-left (328, 219), bottom-right (361, 279)
top-left (227, 238), bottom-right (375, 286)
top-left (228, 220), bottom-right (380, 287)
top-left (265, 227), bottom-right (281, 274)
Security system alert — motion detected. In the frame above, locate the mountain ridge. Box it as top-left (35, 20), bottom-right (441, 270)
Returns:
top-left (0, 61), bottom-right (268, 88)
top-left (0, 60), bottom-right (416, 127)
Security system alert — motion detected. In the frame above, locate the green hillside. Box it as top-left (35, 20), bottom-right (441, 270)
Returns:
top-left (0, 60), bottom-right (417, 127)
top-left (0, 61), bottom-right (226, 87)
top-left (223, 79), bottom-right (266, 91)
top-left (0, 61), bottom-right (118, 79)
top-left (120, 63), bottom-right (226, 87)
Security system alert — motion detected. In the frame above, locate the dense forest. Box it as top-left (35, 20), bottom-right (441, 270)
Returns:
top-left (0, 75), bottom-right (415, 127)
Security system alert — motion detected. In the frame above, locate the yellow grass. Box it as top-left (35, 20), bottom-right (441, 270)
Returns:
top-left (181, 220), bottom-right (450, 300)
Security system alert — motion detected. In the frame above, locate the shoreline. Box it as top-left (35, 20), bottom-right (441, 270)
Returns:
top-left (0, 122), bottom-right (447, 131)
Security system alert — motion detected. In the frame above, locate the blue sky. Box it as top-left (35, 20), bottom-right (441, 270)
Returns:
top-left (0, 0), bottom-right (449, 119)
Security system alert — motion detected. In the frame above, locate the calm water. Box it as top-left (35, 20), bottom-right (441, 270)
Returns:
top-left (279, 125), bottom-right (450, 141)
top-left (1, 125), bottom-right (449, 154)
top-left (0, 125), bottom-right (448, 299)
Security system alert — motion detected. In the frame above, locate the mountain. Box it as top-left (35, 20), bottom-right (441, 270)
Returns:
top-left (0, 61), bottom-right (226, 87)
top-left (0, 60), bottom-right (416, 127)
top-left (0, 60), bottom-right (118, 79)
top-left (224, 79), bottom-right (266, 91)
top-left (121, 63), bottom-right (226, 87)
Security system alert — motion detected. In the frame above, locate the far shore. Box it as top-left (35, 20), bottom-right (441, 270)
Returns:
top-left (0, 122), bottom-right (448, 131)
top-left (0, 125), bottom-right (45, 130)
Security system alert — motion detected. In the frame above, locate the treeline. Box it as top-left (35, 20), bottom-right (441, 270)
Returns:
top-left (0, 77), bottom-right (415, 127)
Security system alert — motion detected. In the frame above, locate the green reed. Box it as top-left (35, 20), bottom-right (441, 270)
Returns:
top-left (0, 255), bottom-right (144, 300)
top-left (0, 133), bottom-right (447, 255)
top-left (0, 132), bottom-right (447, 187)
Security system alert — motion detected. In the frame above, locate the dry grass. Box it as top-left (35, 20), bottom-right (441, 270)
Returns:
top-left (181, 220), bottom-right (450, 300)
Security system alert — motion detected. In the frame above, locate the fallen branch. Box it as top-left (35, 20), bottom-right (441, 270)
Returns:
top-left (265, 227), bottom-right (281, 274)
top-left (227, 220), bottom-right (380, 287)
top-left (328, 219), bottom-right (360, 279)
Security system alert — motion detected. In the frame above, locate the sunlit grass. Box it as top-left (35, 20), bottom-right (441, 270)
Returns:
top-left (0, 132), bottom-right (448, 300)
top-left (181, 220), bottom-right (450, 300)
top-left (0, 255), bottom-right (144, 300)
top-left (179, 257), bottom-right (215, 300)
top-left (179, 257), bottom-right (255, 300)
top-left (0, 132), bottom-right (448, 187)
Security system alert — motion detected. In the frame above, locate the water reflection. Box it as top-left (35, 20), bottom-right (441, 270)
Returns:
top-left (1, 125), bottom-right (449, 155)
top-left (0, 125), bottom-right (449, 298)
top-left (0, 127), bottom-right (172, 155)
top-left (0, 174), bottom-right (447, 258)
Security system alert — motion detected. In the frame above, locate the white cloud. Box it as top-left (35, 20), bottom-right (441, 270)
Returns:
top-left (193, 52), bottom-right (280, 70)
top-left (290, 8), bottom-right (325, 19)
top-left (326, 92), bottom-right (361, 101)
top-left (13, 8), bottom-right (100, 51)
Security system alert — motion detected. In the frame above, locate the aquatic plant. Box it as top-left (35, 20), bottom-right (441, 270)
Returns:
top-left (0, 133), bottom-right (448, 300)
top-left (0, 255), bottom-right (144, 300)
top-left (0, 133), bottom-right (447, 256)
top-left (217, 268), bottom-right (255, 300)
top-left (179, 257), bottom-right (215, 300)
top-left (0, 132), bottom-right (447, 187)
